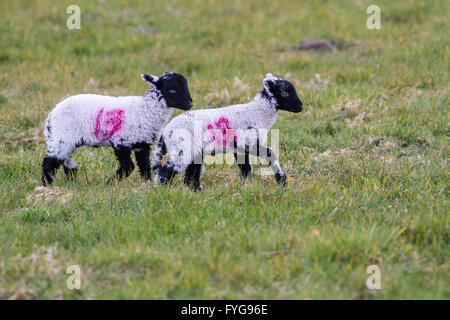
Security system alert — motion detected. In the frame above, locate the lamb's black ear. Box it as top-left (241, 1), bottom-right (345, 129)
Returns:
top-left (141, 74), bottom-right (160, 85)
top-left (263, 73), bottom-right (277, 91)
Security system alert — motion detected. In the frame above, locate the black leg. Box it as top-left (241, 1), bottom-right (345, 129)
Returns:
top-left (251, 145), bottom-right (287, 186)
top-left (112, 146), bottom-right (134, 181)
top-left (234, 150), bottom-right (252, 179)
top-left (156, 161), bottom-right (177, 185)
top-left (184, 163), bottom-right (203, 191)
top-left (275, 171), bottom-right (287, 186)
top-left (151, 137), bottom-right (167, 171)
top-left (134, 143), bottom-right (151, 181)
top-left (42, 156), bottom-right (63, 186)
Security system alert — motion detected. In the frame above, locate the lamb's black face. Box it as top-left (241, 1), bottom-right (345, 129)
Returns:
top-left (142, 72), bottom-right (193, 110)
top-left (264, 77), bottom-right (303, 113)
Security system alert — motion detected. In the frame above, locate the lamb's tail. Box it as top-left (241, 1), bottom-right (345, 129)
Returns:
top-left (151, 136), bottom-right (167, 171)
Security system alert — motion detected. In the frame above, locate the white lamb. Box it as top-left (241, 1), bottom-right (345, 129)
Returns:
top-left (41, 72), bottom-right (193, 185)
top-left (151, 73), bottom-right (303, 190)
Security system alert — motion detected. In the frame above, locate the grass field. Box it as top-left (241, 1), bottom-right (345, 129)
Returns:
top-left (0, 0), bottom-right (448, 299)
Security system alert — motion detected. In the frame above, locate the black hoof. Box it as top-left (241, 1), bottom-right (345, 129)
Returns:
top-left (64, 167), bottom-right (78, 181)
top-left (239, 171), bottom-right (252, 180)
top-left (191, 184), bottom-right (203, 192)
top-left (42, 156), bottom-right (63, 186)
top-left (42, 174), bottom-right (54, 186)
top-left (275, 172), bottom-right (288, 186)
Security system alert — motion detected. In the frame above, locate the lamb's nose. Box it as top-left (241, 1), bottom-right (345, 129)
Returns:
top-left (189, 101), bottom-right (193, 107)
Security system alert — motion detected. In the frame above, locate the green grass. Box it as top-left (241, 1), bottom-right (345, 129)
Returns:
top-left (0, 0), bottom-right (449, 299)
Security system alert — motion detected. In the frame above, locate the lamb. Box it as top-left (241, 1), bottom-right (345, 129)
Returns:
top-left (151, 73), bottom-right (303, 190)
top-left (41, 72), bottom-right (193, 185)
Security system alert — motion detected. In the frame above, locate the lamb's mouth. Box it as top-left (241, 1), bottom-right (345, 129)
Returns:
top-left (291, 105), bottom-right (303, 113)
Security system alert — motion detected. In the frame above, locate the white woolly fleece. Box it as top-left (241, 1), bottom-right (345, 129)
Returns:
top-left (153, 89), bottom-right (280, 172)
top-left (44, 88), bottom-right (173, 160)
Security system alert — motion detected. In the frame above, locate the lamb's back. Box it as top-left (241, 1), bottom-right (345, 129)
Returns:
top-left (164, 103), bottom-right (251, 134)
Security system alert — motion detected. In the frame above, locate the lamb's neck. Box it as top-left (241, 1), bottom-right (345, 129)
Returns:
top-left (246, 91), bottom-right (279, 129)
top-left (142, 88), bottom-right (173, 123)
top-left (144, 86), bottom-right (164, 103)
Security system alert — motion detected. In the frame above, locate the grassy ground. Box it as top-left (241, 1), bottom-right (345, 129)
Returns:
top-left (0, 0), bottom-right (448, 299)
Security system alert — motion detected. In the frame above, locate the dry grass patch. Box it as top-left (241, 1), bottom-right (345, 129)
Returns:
top-left (5, 244), bottom-right (63, 300)
top-left (205, 77), bottom-right (251, 106)
top-left (332, 99), bottom-right (375, 128)
top-left (26, 186), bottom-right (73, 206)
top-left (8, 287), bottom-right (35, 300)
top-left (2, 127), bottom-right (44, 149)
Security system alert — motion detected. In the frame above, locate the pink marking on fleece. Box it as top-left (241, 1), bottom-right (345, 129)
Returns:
top-left (206, 117), bottom-right (236, 147)
top-left (94, 108), bottom-right (124, 139)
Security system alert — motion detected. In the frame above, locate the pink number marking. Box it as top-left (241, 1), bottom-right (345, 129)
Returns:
top-left (207, 117), bottom-right (236, 147)
top-left (94, 108), bottom-right (124, 139)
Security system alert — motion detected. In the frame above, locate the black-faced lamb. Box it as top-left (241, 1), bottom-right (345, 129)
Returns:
top-left (41, 72), bottom-right (193, 185)
top-left (151, 73), bottom-right (302, 190)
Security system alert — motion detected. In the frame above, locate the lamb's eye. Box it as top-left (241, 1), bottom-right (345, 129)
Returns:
top-left (169, 89), bottom-right (177, 94)
top-left (281, 91), bottom-right (289, 97)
